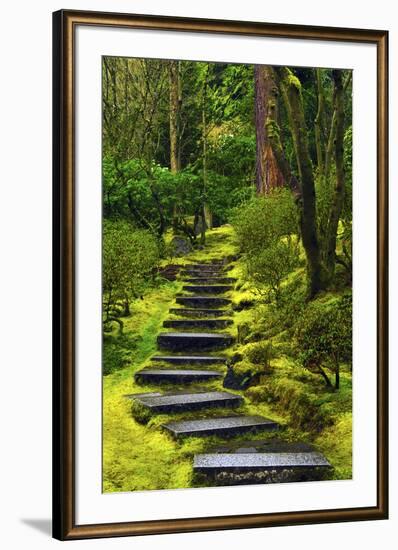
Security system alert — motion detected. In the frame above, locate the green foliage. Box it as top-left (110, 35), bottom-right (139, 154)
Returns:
top-left (232, 190), bottom-right (300, 299)
top-left (207, 132), bottom-right (255, 180)
top-left (246, 341), bottom-right (274, 366)
top-left (103, 219), bottom-right (160, 327)
top-left (295, 293), bottom-right (352, 388)
top-left (103, 334), bottom-right (140, 375)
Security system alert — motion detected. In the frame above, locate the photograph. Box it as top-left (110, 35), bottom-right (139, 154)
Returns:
top-left (101, 56), bottom-right (353, 493)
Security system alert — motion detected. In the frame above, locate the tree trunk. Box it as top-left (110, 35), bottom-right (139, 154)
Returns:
top-left (274, 67), bottom-right (325, 297)
top-left (325, 69), bottom-right (345, 277)
top-left (324, 72), bottom-right (351, 182)
top-left (254, 65), bottom-right (284, 194)
top-left (314, 69), bottom-right (325, 176)
top-left (169, 61), bottom-right (180, 173)
top-left (335, 363), bottom-right (340, 390)
top-left (201, 70), bottom-right (208, 243)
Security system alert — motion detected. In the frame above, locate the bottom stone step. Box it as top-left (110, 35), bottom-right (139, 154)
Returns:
top-left (163, 415), bottom-right (279, 438)
top-left (193, 452), bottom-right (332, 485)
top-left (134, 368), bottom-right (222, 384)
top-left (131, 391), bottom-right (243, 413)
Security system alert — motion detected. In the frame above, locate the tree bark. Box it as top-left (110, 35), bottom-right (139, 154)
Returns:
top-left (325, 69), bottom-right (345, 276)
top-left (314, 69), bottom-right (325, 176)
top-left (254, 65), bottom-right (284, 194)
top-left (169, 61), bottom-right (180, 173)
top-left (324, 72), bottom-right (351, 182)
top-left (201, 69), bottom-right (208, 243)
top-left (274, 67), bottom-right (325, 297)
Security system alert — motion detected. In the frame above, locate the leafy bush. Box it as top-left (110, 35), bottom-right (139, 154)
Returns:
top-left (103, 220), bottom-right (160, 329)
top-left (232, 190), bottom-right (300, 299)
top-left (103, 333), bottom-right (141, 375)
top-left (295, 293), bottom-right (352, 389)
top-left (246, 341), bottom-right (274, 366)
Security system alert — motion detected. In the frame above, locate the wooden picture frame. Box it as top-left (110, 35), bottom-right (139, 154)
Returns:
top-left (53, 9), bottom-right (388, 540)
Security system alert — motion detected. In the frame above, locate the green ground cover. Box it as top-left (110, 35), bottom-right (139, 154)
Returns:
top-left (103, 225), bottom-right (352, 492)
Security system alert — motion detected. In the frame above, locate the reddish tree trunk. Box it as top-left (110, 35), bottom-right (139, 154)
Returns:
top-left (254, 65), bottom-right (284, 194)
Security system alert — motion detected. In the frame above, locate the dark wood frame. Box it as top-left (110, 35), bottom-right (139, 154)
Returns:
top-left (53, 9), bottom-right (389, 541)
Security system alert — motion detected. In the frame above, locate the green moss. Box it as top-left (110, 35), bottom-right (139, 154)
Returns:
top-left (315, 412), bottom-right (352, 479)
top-left (266, 118), bottom-right (280, 139)
top-left (285, 69), bottom-right (302, 91)
top-left (104, 222), bottom-right (352, 492)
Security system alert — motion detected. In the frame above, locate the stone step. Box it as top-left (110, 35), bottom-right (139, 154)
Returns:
top-left (169, 308), bottom-right (231, 318)
top-left (182, 269), bottom-right (225, 277)
top-left (163, 319), bottom-right (233, 330)
top-left (193, 452), bottom-right (331, 475)
top-left (184, 277), bottom-right (236, 284)
top-left (163, 415), bottom-right (279, 438)
top-left (176, 296), bottom-right (231, 308)
top-left (182, 285), bottom-right (233, 294)
top-left (131, 391), bottom-right (243, 413)
top-left (187, 263), bottom-right (226, 269)
top-left (151, 355), bottom-right (227, 365)
top-left (157, 332), bottom-right (233, 351)
top-left (134, 368), bottom-right (222, 384)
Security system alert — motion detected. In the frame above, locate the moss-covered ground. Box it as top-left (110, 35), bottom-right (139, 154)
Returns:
top-left (103, 225), bottom-right (352, 492)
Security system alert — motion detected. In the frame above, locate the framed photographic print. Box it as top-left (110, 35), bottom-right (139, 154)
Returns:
top-left (53, 9), bottom-right (388, 540)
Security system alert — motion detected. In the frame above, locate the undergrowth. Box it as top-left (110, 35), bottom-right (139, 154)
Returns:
top-left (103, 224), bottom-right (352, 492)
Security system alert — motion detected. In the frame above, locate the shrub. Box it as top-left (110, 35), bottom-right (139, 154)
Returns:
top-left (246, 341), bottom-right (274, 367)
top-left (103, 333), bottom-right (141, 375)
top-left (295, 294), bottom-right (352, 389)
top-left (103, 220), bottom-right (160, 329)
top-left (231, 190), bottom-right (300, 300)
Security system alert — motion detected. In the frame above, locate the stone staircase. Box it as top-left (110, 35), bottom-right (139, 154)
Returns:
top-left (129, 258), bottom-right (331, 486)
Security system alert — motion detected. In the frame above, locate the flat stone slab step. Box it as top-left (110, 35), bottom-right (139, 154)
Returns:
top-left (183, 285), bottom-right (233, 294)
top-left (169, 308), bottom-right (232, 318)
top-left (193, 452), bottom-right (331, 472)
top-left (184, 277), bottom-right (236, 284)
top-left (163, 415), bottom-right (279, 438)
top-left (163, 319), bottom-right (233, 330)
top-left (151, 355), bottom-right (227, 365)
top-left (132, 391), bottom-right (243, 413)
top-left (125, 391), bottom-right (162, 399)
top-left (213, 439), bottom-right (315, 454)
top-left (187, 263), bottom-right (226, 269)
top-left (134, 368), bottom-right (222, 383)
top-left (182, 269), bottom-right (225, 277)
top-left (157, 332), bottom-right (233, 351)
top-left (176, 296), bottom-right (231, 308)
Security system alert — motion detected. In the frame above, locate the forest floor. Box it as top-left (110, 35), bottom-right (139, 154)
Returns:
top-left (103, 225), bottom-right (352, 493)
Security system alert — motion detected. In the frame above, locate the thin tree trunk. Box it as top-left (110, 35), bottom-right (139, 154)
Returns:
top-left (201, 71), bottom-right (208, 243)
top-left (325, 69), bottom-right (345, 276)
top-left (324, 72), bottom-right (351, 182)
top-left (314, 69), bottom-right (325, 176)
top-left (316, 364), bottom-right (333, 388)
top-left (169, 61), bottom-right (180, 173)
top-left (335, 363), bottom-right (340, 390)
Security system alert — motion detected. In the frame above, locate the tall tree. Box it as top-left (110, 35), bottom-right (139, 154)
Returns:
top-left (272, 67), bottom-right (325, 296)
top-left (169, 61), bottom-right (180, 173)
top-left (324, 69), bottom-right (345, 275)
top-left (267, 66), bottom-right (348, 297)
top-left (254, 65), bottom-right (284, 194)
top-left (314, 68), bottom-right (326, 177)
